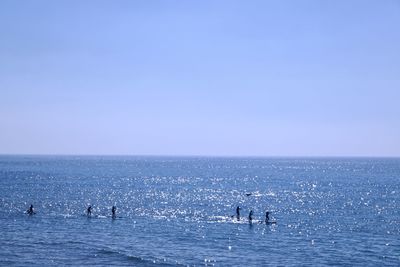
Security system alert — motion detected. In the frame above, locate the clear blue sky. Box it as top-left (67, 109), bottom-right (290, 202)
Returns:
top-left (1, 0), bottom-right (399, 156)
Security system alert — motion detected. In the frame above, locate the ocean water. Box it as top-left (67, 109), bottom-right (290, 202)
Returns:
top-left (0, 156), bottom-right (399, 266)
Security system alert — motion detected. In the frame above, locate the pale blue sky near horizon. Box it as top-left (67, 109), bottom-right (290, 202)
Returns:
top-left (1, 0), bottom-right (399, 156)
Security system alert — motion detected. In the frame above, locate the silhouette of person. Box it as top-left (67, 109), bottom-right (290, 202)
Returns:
top-left (87, 205), bottom-right (92, 216)
top-left (27, 204), bottom-right (34, 215)
top-left (265, 211), bottom-right (270, 223)
top-left (111, 206), bottom-right (116, 218)
top-left (248, 210), bottom-right (253, 223)
top-left (236, 206), bottom-right (241, 221)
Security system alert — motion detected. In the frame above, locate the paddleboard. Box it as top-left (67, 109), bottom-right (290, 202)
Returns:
top-left (83, 214), bottom-right (122, 219)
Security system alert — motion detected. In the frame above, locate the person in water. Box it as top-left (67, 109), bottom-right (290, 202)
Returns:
top-left (27, 204), bottom-right (34, 215)
top-left (265, 211), bottom-right (270, 223)
top-left (248, 210), bottom-right (254, 223)
top-left (236, 206), bottom-right (241, 221)
top-left (87, 205), bottom-right (92, 216)
top-left (111, 206), bottom-right (116, 218)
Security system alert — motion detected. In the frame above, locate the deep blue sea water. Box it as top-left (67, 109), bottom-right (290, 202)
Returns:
top-left (0, 156), bottom-right (399, 266)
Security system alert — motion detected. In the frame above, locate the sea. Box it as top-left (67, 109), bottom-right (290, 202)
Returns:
top-left (0, 156), bottom-right (399, 266)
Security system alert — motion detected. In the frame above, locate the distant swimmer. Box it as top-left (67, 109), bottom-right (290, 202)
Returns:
top-left (248, 210), bottom-right (253, 223)
top-left (27, 204), bottom-right (35, 215)
top-left (111, 206), bottom-right (116, 218)
top-left (265, 211), bottom-right (270, 223)
top-left (87, 205), bottom-right (92, 216)
top-left (236, 206), bottom-right (241, 221)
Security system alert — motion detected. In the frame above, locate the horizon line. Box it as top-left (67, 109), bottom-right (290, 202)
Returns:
top-left (0, 153), bottom-right (399, 159)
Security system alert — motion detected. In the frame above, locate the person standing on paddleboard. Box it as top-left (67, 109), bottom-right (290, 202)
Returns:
top-left (265, 211), bottom-right (270, 223)
top-left (236, 206), bottom-right (241, 221)
top-left (111, 206), bottom-right (116, 218)
top-left (87, 205), bottom-right (92, 216)
top-left (27, 204), bottom-right (34, 215)
top-left (248, 210), bottom-right (253, 223)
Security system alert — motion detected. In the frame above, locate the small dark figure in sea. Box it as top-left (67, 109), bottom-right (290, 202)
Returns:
top-left (236, 206), bottom-right (241, 221)
top-left (111, 206), bottom-right (116, 218)
top-left (27, 204), bottom-right (34, 215)
top-left (248, 210), bottom-right (253, 223)
top-left (87, 205), bottom-right (92, 216)
top-left (265, 211), bottom-right (270, 223)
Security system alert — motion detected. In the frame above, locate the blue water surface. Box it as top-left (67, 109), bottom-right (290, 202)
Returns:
top-left (0, 156), bottom-right (399, 266)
